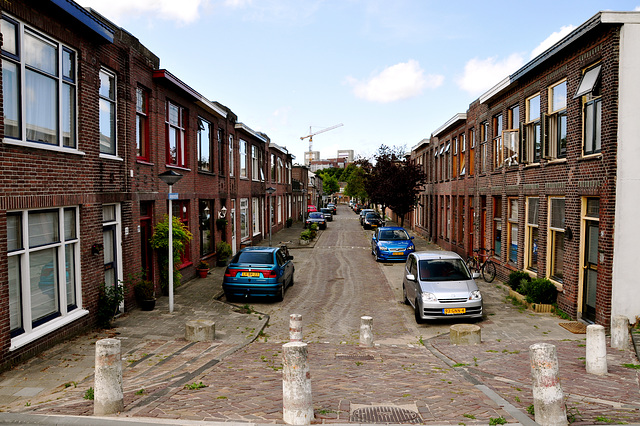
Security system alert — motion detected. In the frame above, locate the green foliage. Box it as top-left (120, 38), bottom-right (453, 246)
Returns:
top-left (149, 215), bottom-right (193, 293)
top-left (526, 404), bottom-right (534, 415)
top-left (519, 278), bottom-right (557, 304)
top-left (507, 270), bottom-right (531, 290)
top-left (84, 387), bottom-right (94, 400)
top-left (96, 282), bottom-right (124, 329)
top-left (300, 229), bottom-right (314, 241)
top-left (323, 174), bottom-right (340, 195)
top-left (489, 417), bottom-right (506, 425)
top-left (216, 241), bottom-right (232, 260)
top-left (344, 166), bottom-right (367, 201)
top-left (622, 363), bottom-right (640, 369)
top-left (184, 381), bottom-right (207, 390)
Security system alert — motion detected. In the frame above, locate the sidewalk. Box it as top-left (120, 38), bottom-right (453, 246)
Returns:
top-left (0, 210), bottom-right (638, 425)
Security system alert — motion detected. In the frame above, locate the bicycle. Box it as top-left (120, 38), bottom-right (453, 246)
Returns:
top-left (466, 248), bottom-right (497, 283)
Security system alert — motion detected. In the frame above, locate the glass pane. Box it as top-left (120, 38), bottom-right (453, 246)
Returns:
top-left (8, 256), bottom-right (22, 332)
top-left (30, 248), bottom-right (59, 323)
top-left (168, 103), bottom-right (179, 126)
top-left (1, 19), bottom-right (18, 55)
top-left (62, 49), bottom-right (75, 81)
top-left (595, 100), bottom-right (601, 152)
top-left (65, 244), bottom-right (76, 308)
top-left (199, 120), bottom-right (210, 171)
top-left (25, 69), bottom-right (57, 145)
top-left (587, 224), bottom-right (599, 265)
top-left (99, 70), bottom-right (114, 100)
top-left (510, 105), bottom-right (519, 128)
top-left (558, 113), bottom-right (567, 157)
top-left (527, 198), bottom-right (539, 225)
top-left (528, 227), bottom-right (538, 270)
top-left (136, 88), bottom-right (145, 113)
top-left (24, 32), bottom-right (57, 75)
top-left (575, 65), bottom-right (601, 98)
top-left (550, 198), bottom-right (565, 229)
top-left (586, 198), bottom-right (599, 218)
top-left (62, 83), bottom-right (75, 148)
top-left (528, 95), bottom-right (540, 121)
top-left (28, 211), bottom-right (59, 247)
top-left (99, 98), bottom-right (115, 154)
top-left (510, 224), bottom-right (518, 263)
top-left (552, 81), bottom-right (567, 111)
top-left (585, 103), bottom-right (594, 153)
top-left (552, 232), bottom-right (564, 281)
top-left (494, 221), bottom-right (502, 256)
top-left (136, 115), bottom-right (145, 157)
top-left (8, 213), bottom-right (22, 251)
top-left (2, 61), bottom-right (21, 138)
top-left (103, 205), bottom-right (116, 222)
top-left (64, 209), bottom-right (76, 240)
top-left (509, 199), bottom-right (518, 220)
top-left (585, 269), bottom-right (597, 309)
top-left (169, 127), bottom-right (178, 163)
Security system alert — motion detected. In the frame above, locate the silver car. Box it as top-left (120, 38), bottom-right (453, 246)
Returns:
top-left (402, 251), bottom-right (483, 323)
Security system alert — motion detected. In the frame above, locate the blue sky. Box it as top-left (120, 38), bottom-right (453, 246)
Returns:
top-left (77, 0), bottom-right (639, 163)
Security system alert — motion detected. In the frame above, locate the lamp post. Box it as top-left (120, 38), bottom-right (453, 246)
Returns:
top-left (266, 187), bottom-right (276, 246)
top-left (159, 170), bottom-right (183, 313)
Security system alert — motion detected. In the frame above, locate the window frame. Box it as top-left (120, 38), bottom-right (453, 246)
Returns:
top-left (251, 145), bottom-right (259, 181)
top-left (197, 117), bottom-right (212, 172)
top-left (546, 79), bottom-right (568, 160)
top-left (228, 135), bottom-right (234, 177)
top-left (507, 198), bottom-right (518, 264)
top-left (521, 93), bottom-right (542, 164)
top-left (136, 87), bottom-right (150, 161)
top-left (166, 101), bottom-right (186, 167)
top-left (493, 196), bottom-right (502, 258)
top-left (525, 197), bottom-right (539, 273)
top-left (99, 68), bottom-right (117, 156)
top-left (492, 114), bottom-right (503, 170)
top-left (580, 64), bottom-right (602, 156)
top-left (547, 197), bottom-right (565, 285)
top-left (239, 139), bottom-right (248, 179)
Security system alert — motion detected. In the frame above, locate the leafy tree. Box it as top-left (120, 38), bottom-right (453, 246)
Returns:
top-left (323, 174), bottom-right (340, 195)
top-left (344, 166), bottom-right (367, 202)
top-left (150, 215), bottom-right (193, 294)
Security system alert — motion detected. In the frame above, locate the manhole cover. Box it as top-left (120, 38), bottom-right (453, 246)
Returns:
top-left (335, 353), bottom-right (374, 361)
top-left (350, 406), bottom-right (421, 423)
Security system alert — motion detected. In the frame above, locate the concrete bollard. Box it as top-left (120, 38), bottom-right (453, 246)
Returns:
top-left (611, 315), bottom-right (629, 350)
top-left (450, 324), bottom-right (481, 345)
top-left (282, 342), bottom-right (313, 425)
top-left (94, 338), bottom-right (124, 415)
top-left (289, 314), bottom-right (303, 342)
top-left (586, 324), bottom-right (608, 375)
top-left (185, 319), bottom-right (215, 342)
top-left (529, 343), bottom-right (567, 426)
top-left (359, 316), bottom-right (373, 347)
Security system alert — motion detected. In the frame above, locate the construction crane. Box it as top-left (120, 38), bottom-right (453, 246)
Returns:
top-left (300, 123), bottom-right (343, 165)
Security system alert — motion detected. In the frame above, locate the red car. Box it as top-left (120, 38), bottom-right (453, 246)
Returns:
top-left (307, 205), bottom-right (317, 213)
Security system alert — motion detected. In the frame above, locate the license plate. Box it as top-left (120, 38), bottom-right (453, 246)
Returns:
top-left (241, 272), bottom-right (260, 277)
top-left (443, 308), bottom-right (466, 315)
top-left (392, 252), bottom-right (404, 255)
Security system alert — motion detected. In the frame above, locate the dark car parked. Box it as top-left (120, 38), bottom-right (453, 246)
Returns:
top-left (305, 211), bottom-right (327, 229)
top-left (326, 203), bottom-right (337, 214)
top-left (320, 208), bottom-right (333, 222)
top-left (362, 212), bottom-right (383, 229)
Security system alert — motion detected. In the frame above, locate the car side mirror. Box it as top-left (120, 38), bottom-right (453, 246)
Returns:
top-left (287, 255), bottom-right (294, 261)
top-left (406, 273), bottom-right (416, 282)
top-left (410, 236), bottom-right (414, 240)
top-left (472, 272), bottom-right (480, 279)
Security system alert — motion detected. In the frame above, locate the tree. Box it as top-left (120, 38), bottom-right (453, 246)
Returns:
top-left (386, 160), bottom-right (426, 226)
top-left (323, 175), bottom-right (340, 195)
top-left (344, 166), bottom-right (367, 202)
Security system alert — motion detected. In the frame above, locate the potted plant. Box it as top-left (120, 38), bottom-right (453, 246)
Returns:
top-left (216, 241), bottom-right (232, 266)
top-left (286, 217), bottom-right (293, 228)
top-left (134, 279), bottom-right (156, 311)
top-left (216, 217), bottom-right (228, 231)
top-left (196, 260), bottom-right (209, 278)
top-left (149, 215), bottom-right (193, 295)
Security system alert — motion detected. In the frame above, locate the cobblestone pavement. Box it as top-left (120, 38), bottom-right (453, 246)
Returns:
top-left (0, 204), bottom-right (638, 425)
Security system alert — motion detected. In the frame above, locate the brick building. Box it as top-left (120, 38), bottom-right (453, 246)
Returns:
top-left (407, 11), bottom-right (640, 327)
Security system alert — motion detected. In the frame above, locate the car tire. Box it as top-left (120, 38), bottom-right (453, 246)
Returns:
top-left (224, 292), bottom-right (236, 303)
top-left (276, 283), bottom-right (285, 302)
top-left (415, 300), bottom-right (425, 324)
top-left (403, 284), bottom-right (410, 305)
top-left (375, 249), bottom-right (382, 262)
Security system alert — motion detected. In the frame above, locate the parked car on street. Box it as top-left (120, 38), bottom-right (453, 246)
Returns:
top-left (320, 208), bottom-right (333, 222)
top-left (222, 246), bottom-right (295, 301)
top-left (305, 211), bottom-right (327, 229)
top-left (371, 227), bottom-right (415, 261)
top-left (359, 209), bottom-right (375, 225)
top-left (362, 212), bottom-right (383, 229)
top-left (307, 205), bottom-right (317, 213)
top-left (326, 203), bottom-right (337, 214)
top-left (402, 251), bottom-right (483, 323)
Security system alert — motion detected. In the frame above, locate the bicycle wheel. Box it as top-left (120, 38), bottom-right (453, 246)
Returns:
top-left (466, 257), bottom-right (479, 273)
top-left (482, 260), bottom-right (497, 283)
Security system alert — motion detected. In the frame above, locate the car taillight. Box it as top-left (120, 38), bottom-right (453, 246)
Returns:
top-left (253, 269), bottom-right (277, 278)
top-left (224, 269), bottom-right (239, 277)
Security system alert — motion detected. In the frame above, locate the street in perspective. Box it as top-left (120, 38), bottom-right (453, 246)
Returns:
top-left (0, 204), bottom-right (638, 425)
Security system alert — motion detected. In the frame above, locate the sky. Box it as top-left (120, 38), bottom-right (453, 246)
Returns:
top-left (76, 0), bottom-right (639, 164)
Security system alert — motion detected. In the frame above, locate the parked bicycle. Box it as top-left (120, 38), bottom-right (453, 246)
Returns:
top-left (466, 248), bottom-right (497, 283)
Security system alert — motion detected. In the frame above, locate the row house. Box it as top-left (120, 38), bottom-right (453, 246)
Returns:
top-left (0, 0), bottom-right (296, 369)
top-left (408, 11), bottom-right (640, 328)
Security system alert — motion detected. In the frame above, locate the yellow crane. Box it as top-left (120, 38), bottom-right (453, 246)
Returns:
top-left (300, 123), bottom-right (344, 164)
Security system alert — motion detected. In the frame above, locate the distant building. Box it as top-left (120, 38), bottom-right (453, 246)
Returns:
top-left (304, 151), bottom-right (320, 166)
top-left (309, 158), bottom-right (347, 172)
top-left (337, 150), bottom-right (354, 163)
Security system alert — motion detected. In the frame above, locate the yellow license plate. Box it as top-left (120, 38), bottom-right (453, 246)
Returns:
top-left (241, 272), bottom-right (260, 277)
top-left (444, 308), bottom-right (466, 315)
top-left (392, 252), bottom-right (404, 255)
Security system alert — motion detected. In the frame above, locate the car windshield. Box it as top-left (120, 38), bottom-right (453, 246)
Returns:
top-left (233, 251), bottom-right (274, 265)
top-left (418, 259), bottom-right (471, 281)
top-left (309, 212), bottom-right (324, 218)
top-left (379, 229), bottom-right (409, 241)
top-left (365, 213), bottom-right (380, 219)
top-left (320, 209), bottom-right (331, 213)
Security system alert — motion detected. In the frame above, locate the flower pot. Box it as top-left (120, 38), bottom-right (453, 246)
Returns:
top-left (139, 298), bottom-right (156, 311)
top-left (216, 258), bottom-right (228, 267)
top-left (197, 268), bottom-right (209, 278)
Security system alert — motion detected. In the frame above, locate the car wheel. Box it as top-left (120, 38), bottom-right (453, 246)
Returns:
top-left (224, 292), bottom-right (236, 303)
top-left (414, 300), bottom-right (425, 324)
top-left (402, 284), bottom-right (410, 305)
top-left (375, 249), bottom-right (381, 262)
top-left (276, 283), bottom-right (285, 301)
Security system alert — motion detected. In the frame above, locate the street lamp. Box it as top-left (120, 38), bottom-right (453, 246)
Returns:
top-left (266, 187), bottom-right (276, 246)
top-left (159, 170), bottom-right (183, 313)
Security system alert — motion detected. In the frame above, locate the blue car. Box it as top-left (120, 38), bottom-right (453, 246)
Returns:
top-left (371, 227), bottom-right (415, 262)
top-left (222, 246), bottom-right (294, 301)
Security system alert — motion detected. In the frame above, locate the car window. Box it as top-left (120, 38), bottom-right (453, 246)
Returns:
top-left (380, 229), bottom-right (408, 240)
top-left (365, 213), bottom-right (380, 219)
top-left (418, 259), bottom-right (471, 281)
top-left (309, 212), bottom-right (323, 218)
top-left (408, 256), bottom-right (417, 275)
top-left (275, 250), bottom-right (286, 266)
top-left (234, 251), bottom-right (274, 264)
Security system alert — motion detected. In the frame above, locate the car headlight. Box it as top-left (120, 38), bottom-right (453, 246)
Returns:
top-left (380, 246), bottom-right (389, 251)
top-left (469, 290), bottom-right (482, 300)
top-left (421, 292), bottom-right (437, 303)
top-left (407, 244), bottom-right (415, 251)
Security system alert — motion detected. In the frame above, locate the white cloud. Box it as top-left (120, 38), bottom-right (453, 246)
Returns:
top-left (347, 60), bottom-right (443, 103)
top-left (457, 54), bottom-right (524, 96)
top-left (530, 25), bottom-right (576, 59)
top-left (75, 0), bottom-right (208, 25)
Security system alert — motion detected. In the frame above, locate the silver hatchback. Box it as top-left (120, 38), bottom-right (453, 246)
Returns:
top-left (402, 251), bottom-right (483, 323)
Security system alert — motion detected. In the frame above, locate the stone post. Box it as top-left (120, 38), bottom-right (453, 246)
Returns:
top-left (359, 316), bottom-right (373, 347)
top-left (529, 343), bottom-right (567, 426)
top-left (586, 324), bottom-right (608, 375)
top-left (289, 314), bottom-right (303, 342)
top-left (611, 315), bottom-right (629, 350)
top-left (282, 342), bottom-right (313, 425)
top-left (94, 338), bottom-right (124, 415)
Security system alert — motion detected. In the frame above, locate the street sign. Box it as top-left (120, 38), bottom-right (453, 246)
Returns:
top-left (168, 193), bottom-right (179, 200)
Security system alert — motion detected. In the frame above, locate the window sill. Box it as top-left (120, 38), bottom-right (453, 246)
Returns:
top-left (524, 163), bottom-right (541, 169)
top-left (11, 309), bottom-right (89, 351)
top-left (3, 138), bottom-right (86, 155)
top-left (545, 158), bottom-right (567, 165)
top-left (547, 277), bottom-right (564, 292)
top-left (197, 170), bottom-right (216, 176)
top-left (136, 159), bottom-right (154, 166)
top-left (166, 165), bottom-right (192, 172)
top-left (578, 153), bottom-right (602, 162)
top-left (100, 153), bottom-right (124, 161)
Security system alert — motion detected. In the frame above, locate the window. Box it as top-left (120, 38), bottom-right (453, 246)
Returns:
top-left (7, 207), bottom-right (80, 341)
top-left (252, 198), bottom-right (261, 236)
top-left (173, 201), bottom-right (190, 266)
top-left (459, 134), bottom-right (466, 176)
top-left (228, 135), bottom-right (234, 176)
top-left (469, 129), bottom-right (475, 176)
top-left (136, 87), bottom-right (149, 161)
top-left (480, 122), bottom-right (488, 173)
top-left (493, 197), bottom-right (502, 257)
top-left (286, 161), bottom-right (292, 184)
top-left (548, 198), bottom-right (565, 283)
top-left (217, 128), bottom-right (225, 174)
top-left (546, 80), bottom-right (567, 159)
top-left (1, 17), bottom-right (77, 149)
top-left (278, 196), bottom-right (283, 223)
top-left (453, 137), bottom-right (458, 178)
top-left (271, 154), bottom-right (276, 181)
top-left (251, 145), bottom-right (259, 181)
top-left (508, 198), bottom-right (518, 263)
top-left (277, 157), bottom-right (283, 183)
top-left (240, 198), bottom-right (249, 240)
top-left (492, 114), bottom-right (503, 169)
top-left (505, 104), bottom-right (519, 166)
top-left (166, 101), bottom-right (186, 167)
top-left (577, 64), bottom-right (602, 155)
top-left (198, 117), bottom-right (212, 172)
top-left (99, 69), bottom-right (116, 155)
top-left (199, 200), bottom-right (214, 256)
top-left (521, 94), bottom-right (542, 163)
top-left (239, 139), bottom-right (247, 178)
top-left (525, 197), bottom-right (539, 272)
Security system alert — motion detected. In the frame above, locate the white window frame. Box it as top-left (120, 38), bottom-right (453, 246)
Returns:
top-left (252, 198), bottom-right (261, 236)
top-left (229, 135), bottom-right (234, 177)
top-left (547, 197), bottom-right (565, 287)
top-left (99, 68), bottom-right (117, 157)
top-left (240, 198), bottom-right (249, 240)
top-left (166, 101), bottom-right (186, 167)
top-left (197, 117), bottom-right (212, 172)
top-left (524, 197), bottom-right (539, 273)
top-left (239, 139), bottom-right (248, 178)
top-left (251, 145), bottom-right (259, 181)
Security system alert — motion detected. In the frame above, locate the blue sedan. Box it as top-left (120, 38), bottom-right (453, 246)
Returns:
top-left (371, 227), bottom-right (415, 262)
top-left (223, 246), bottom-right (294, 301)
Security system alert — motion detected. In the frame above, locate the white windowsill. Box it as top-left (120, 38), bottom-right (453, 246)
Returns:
top-left (99, 153), bottom-right (123, 161)
top-left (3, 138), bottom-right (86, 156)
top-left (10, 309), bottom-right (90, 351)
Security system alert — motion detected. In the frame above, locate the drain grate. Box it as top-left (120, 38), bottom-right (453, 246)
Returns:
top-left (335, 353), bottom-right (374, 361)
top-left (350, 406), bottom-right (421, 423)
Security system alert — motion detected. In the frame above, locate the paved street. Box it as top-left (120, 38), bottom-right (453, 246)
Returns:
top-left (0, 204), bottom-right (638, 425)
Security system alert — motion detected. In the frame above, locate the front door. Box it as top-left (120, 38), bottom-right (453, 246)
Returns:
top-left (103, 225), bottom-right (117, 289)
top-left (582, 220), bottom-right (599, 322)
top-left (231, 199), bottom-right (237, 255)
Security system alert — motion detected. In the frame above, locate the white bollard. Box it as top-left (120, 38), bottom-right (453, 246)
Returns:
top-left (586, 324), bottom-right (608, 375)
top-left (94, 338), bottom-right (124, 415)
top-left (611, 315), bottom-right (629, 350)
top-left (359, 316), bottom-right (373, 347)
top-left (289, 314), bottom-right (303, 342)
top-left (529, 343), bottom-right (567, 426)
top-left (282, 342), bottom-right (313, 425)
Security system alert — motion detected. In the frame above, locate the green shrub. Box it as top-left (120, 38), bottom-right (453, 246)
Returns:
top-left (96, 282), bottom-right (124, 329)
top-left (507, 270), bottom-right (531, 290)
top-left (300, 229), bottom-right (313, 241)
top-left (522, 278), bottom-right (557, 304)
